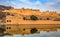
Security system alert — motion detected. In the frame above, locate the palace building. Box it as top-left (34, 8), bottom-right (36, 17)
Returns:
top-left (0, 5), bottom-right (60, 35)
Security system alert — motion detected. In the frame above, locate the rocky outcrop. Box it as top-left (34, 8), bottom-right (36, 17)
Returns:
top-left (0, 5), bottom-right (13, 10)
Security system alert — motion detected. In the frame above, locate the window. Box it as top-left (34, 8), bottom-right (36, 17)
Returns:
top-left (47, 18), bottom-right (50, 20)
top-left (7, 27), bottom-right (8, 29)
top-left (23, 17), bottom-right (29, 20)
top-left (9, 27), bottom-right (11, 29)
top-left (30, 15), bottom-right (38, 20)
top-left (6, 12), bottom-right (14, 16)
top-left (23, 17), bottom-right (26, 20)
top-left (23, 28), bottom-right (25, 31)
top-left (7, 27), bottom-right (11, 29)
top-left (7, 12), bottom-right (10, 15)
top-left (7, 20), bottom-right (11, 22)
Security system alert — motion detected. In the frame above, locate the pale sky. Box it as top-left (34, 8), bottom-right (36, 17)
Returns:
top-left (0, 0), bottom-right (60, 13)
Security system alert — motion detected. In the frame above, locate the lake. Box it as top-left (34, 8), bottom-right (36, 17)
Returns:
top-left (0, 29), bottom-right (60, 37)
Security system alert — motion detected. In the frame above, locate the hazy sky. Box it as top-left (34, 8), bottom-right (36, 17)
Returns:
top-left (0, 0), bottom-right (60, 12)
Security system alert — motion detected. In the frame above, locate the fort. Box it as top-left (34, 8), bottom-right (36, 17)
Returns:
top-left (0, 5), bottom-right (60, 35)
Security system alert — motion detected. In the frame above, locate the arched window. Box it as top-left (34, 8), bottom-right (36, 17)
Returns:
top-left (23, 28), bottom-right (25, 31)
top-left (7, 27), bottom-right (11, 29)
top-left (7, 20), bottom-right (11, 22)
top-left (30, 15), bottom-right (38, 20)
top-left (23, 17), bottom-right (26, 20)
top-left (6, 12), bottom-right (10, 15)
top-left (6, 12), bottom-right (14, 16)
top-left (47, 18), bottom-right (50, 20)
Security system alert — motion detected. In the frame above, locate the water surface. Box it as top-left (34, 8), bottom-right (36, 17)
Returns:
top-left (1, 29), bottom-right (60, 37)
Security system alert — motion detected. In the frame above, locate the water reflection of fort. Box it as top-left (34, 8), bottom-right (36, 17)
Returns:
top-left (0, 5), bottom-right (60, 35)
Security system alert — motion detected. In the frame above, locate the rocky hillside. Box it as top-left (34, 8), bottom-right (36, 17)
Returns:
top-left (0, 5), bottom-right (13, 10)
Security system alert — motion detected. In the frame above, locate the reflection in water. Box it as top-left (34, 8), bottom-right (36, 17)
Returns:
top-left (0, 36), bottom-right (3, 37)
top-left (1, 29), bottom-right (60, 37)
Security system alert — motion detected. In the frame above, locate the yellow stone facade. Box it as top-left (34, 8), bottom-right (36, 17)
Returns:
top-left (0, 7), bottom-right (60, 35)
